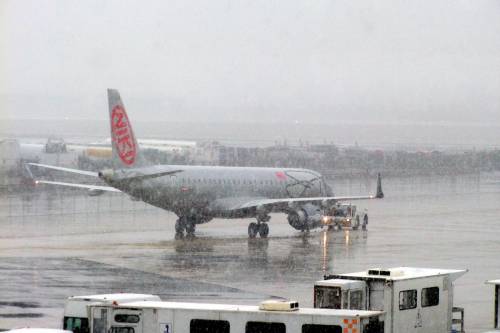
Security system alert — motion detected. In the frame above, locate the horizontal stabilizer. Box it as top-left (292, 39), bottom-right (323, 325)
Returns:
top-left (35, 180), bottom-right (121, 192)
top-left (27, 163), bottom-right (98, 177)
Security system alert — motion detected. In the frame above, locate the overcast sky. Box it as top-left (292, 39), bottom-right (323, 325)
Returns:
top-left (1, 0), bottom-right (500, 124)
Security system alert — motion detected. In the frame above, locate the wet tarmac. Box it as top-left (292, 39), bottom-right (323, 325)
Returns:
top-left (1, 173), bottom-right (500, 332)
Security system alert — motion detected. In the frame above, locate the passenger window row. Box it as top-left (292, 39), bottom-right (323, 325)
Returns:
top-left (399, 286), bottom-right (439, 310)
top-left (176, 178), bottom-right (285, 186)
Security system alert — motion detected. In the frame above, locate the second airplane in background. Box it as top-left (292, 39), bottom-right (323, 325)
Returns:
top-left (28, 89), bottom-right (384, 239)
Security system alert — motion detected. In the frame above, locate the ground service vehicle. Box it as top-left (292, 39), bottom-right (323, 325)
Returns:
top-left (88, 300), bottom-right (384, 333)
top-left (322, 204), bottom-right (368, 230)
top-left (314, 267), bottom-right (467, 333)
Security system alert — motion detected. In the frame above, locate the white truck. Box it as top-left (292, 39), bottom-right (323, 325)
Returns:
top-left (75, 266), bottom-right (470, 333)
top-left (63, 294), bottom-right (161, 333)
top-left (314, 267), bottom-right (467, 333)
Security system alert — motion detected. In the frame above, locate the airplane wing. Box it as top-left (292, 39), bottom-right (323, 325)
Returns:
top-left (220, 194), bottom-right (378, 213)
top-left (27, 163), bottom-right (99, 177)
top-left (236, 194), bottom-right (380, 210)
top-left (34, 180), bottom-right (121, 192)
top-left (215, 174), bottom-right (383, 213)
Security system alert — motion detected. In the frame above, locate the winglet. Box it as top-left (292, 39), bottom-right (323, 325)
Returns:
top-left (375, 173), bottom-right (384, 199)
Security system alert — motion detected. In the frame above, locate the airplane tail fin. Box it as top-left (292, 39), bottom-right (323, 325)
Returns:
top-left (107, 89), bottom-right (145, 168)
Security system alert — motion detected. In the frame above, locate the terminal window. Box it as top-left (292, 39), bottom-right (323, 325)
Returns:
top-left (421, 287), bottom-right (439, 307)
top-left (399, 289), bottom-right (417, 310)
top-left (245, 322), bottom-right (286, 333)
top-left (302, 324), bottom-right (342, 333)
top-left (190, 319), bottom-right (230, 333)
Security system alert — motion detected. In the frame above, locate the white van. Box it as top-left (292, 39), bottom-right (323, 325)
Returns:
top-left (314, 267), bottom-right (467, 333)
top-left (63, 294), bottom-right (161, 333)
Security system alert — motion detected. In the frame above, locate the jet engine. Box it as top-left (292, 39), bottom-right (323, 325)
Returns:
top-left (287, 203), bottom-right (323, 231)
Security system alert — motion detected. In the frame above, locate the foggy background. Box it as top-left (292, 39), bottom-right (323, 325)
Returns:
top-left (2, 0), bottom-right (500, 127)
top-left (3, 3), bottom-right (500, 332)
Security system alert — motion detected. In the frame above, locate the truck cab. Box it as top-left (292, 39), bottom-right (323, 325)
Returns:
top-left (63, 294), bottom-right (161, 333)
top-left (314, 267), bottom-right (467, 333)
top-left (322, 203), bottom-right (368, 230)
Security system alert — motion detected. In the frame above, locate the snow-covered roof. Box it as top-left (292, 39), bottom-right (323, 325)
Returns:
top-left (116, 301), bottom-right (383, 318)
top-left (329, 267), bottom-right (467, 282)
top-left (67, 293), bottom-right (160, 302)
top-left (486, 279), bottom-right (500, 285)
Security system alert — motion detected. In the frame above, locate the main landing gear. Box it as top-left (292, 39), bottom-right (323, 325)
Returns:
top-left (175, 216), bottom-right (196, 240)
top-left (248, 215), bottom-right (270, 238)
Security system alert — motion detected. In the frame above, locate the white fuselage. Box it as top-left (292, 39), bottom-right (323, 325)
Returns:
top-left (105, 165), bottom-right (331, 219)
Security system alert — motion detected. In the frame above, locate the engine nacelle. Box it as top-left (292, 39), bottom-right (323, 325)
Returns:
top-left (287, 203), bottom-right (323, 231)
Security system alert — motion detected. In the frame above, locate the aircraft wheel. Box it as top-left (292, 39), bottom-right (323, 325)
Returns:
top-left (175, 232), bottom-right (184, 240)
top-left (362, 214), bottom-right (368, 230)
top-left (248, 222), bottom-right (258, 238)
top-left (258, 223), bottom-right (269, 238)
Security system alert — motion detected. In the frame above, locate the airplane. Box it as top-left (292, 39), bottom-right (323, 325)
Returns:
top-left (28, 89), bottom-right (384, 239)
